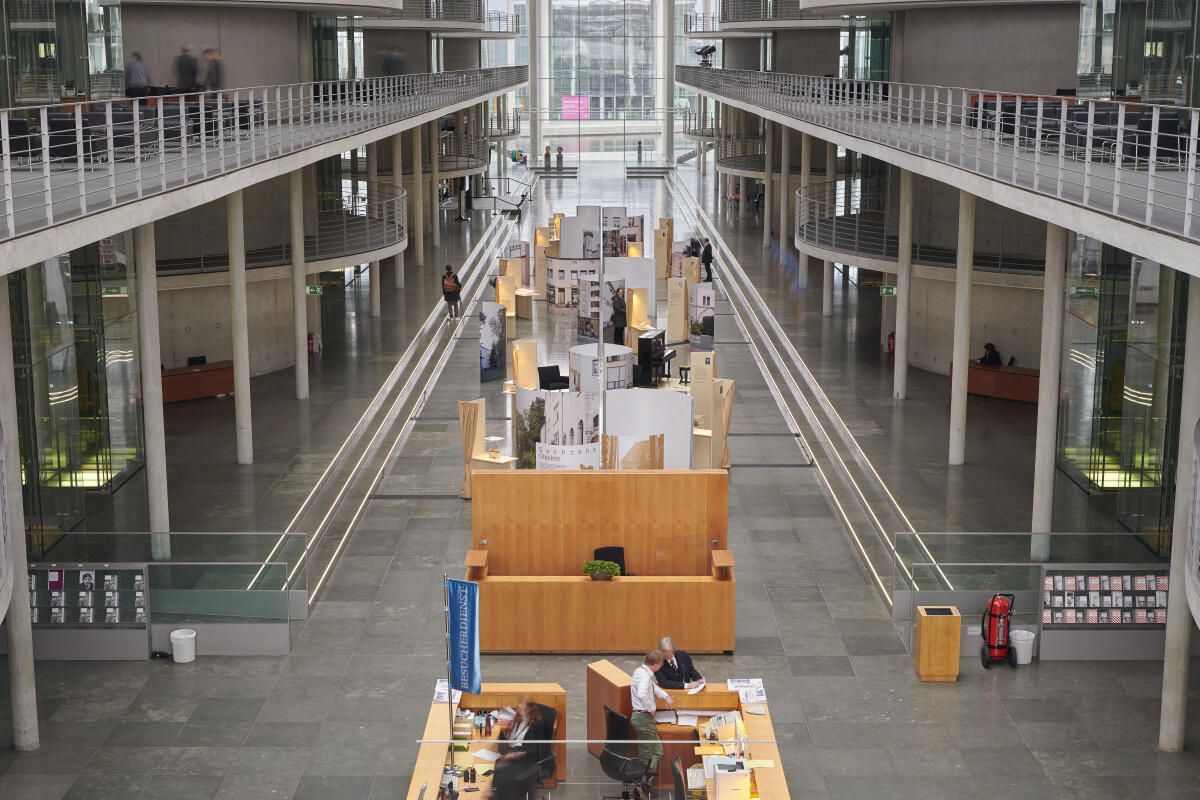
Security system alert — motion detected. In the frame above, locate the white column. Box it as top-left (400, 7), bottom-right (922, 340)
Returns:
top-left (660, 0), bottom-right (675, 161)
top-left (227, 190), bottom-right (253, 465)
top-left (1160, 277), bottom-right (1200, 751)
top-left (370, 260), bottom-right (382, 317)
top-left (431, 120), bottom-right (441, 250)
top-left (412, 126), bottom-right (424, 263)
top-left (762, 120), bottom-right (774, 248)
top-left (699, 96), bottom-right (708, 176)
top-left (392, 133), bottom-right (406, 288)
top-left (893, 170), bottom-right (913, 400)
top-left (824, 139), bottom-right (836, 214)
top-left (134, 226), bottom-right (172, 562)
top-left (1030, 224), bottom-right (1068, 559)
top-left (799, 132), bottom-right (811, 232)
top-left (0, 278), bottom-right (39, 751)
top-left (948, 191), bottom-right (975, 466)
top-left (528, 0), bottom-right (542, 155)
top-left (778, 126), bottom-right (790, 251)
top-left (289, 171), bottom-right (309, 401)
top-left (739, 176), bottom-right (747, 220)
top-left (822, 259), bottom-right (833, 317)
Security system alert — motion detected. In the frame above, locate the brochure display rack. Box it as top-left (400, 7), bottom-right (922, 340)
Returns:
top-left (24, 564), bottom-right (151, 659)
top-left (1041, 568), bottom-right (1168, 628)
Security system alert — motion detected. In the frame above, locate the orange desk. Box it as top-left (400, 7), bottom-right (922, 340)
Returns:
top-left (161, 360), bottom-right (234, 403)
top-left (952, 362), bottom-right (1040, 403)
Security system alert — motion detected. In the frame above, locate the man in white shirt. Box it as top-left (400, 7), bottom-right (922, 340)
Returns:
top-left (630, 649), bottom-right (673, 788)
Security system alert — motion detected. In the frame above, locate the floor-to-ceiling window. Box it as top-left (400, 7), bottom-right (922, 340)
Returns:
top-left (0, 0), bottom-right (123, 107)
top-left (1057, 234), bottom-right (1188, 556)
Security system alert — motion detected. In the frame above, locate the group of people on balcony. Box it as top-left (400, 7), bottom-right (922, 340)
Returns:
top-left (122, 46), bottom-right (225, 99)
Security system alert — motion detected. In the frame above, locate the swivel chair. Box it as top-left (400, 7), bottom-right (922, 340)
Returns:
top-left (600, 706), bottom-right (650, 800)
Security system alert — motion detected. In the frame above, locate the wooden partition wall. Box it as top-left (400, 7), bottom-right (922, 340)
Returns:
top-left (471, 469), bottom-right (728, 577)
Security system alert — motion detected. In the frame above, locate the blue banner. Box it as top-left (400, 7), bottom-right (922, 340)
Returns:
top-left (445, 578), bottom-right (482, 694)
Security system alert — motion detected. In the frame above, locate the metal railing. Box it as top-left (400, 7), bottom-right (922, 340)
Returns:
top-left (720, 0), bottom-right (807, 22)
top-left (684, 13), bottom-right (721, 33)
top-left (155, 190), bottom-right (406, 275)
top-left (485, 11), bottom-right (521, 33)
top-left (681, 110), bottom-right (717, 137)
top-left (0, 65), bottom-right (526, 248)
top-left (677, 65), bottom-right (1200, 246)
top-left (486, 110), bottom-right (521, 138)
top-left (795, 180), bottom-right (1046, 273)
top-left (715, 135), bottom-right (767, 169)
top-left (437, 132), bottom-right (489, 171)
top-left (401, 0), bottom-right (483, 23)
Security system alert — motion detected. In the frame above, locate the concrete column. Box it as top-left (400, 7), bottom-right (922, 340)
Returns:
top-left (227, 190), bottom-right (253, 465)
top-left (738, 176), bottom-right (747, 219)
top-left (948, 191), bottom-right (975, 466)
top-left (412, 125), bottom-right (424, 263)
top-left (392, 133), bottom-right (406, 288)
top-left (843, 151), bottom-right (854, 217)
top-left (893, 170), bottom-right (913, 400)
top-left (430, 120), bottom-right (441, 250)
top-left (824, 140), bottom-right (836, 215)
top-left (659, 0), bottom-right (675, 161)
top-left (762, 121), bottom-right (774, 248)
top-left (1030, 224), bottom-right (1068, 559)
top-left (289, 171), bottom-right (309, 401)
top-left (800, 133), bottom-right (811, 229)
top-left (779, 126), bottom-right (790, 250)
top-left (822, 259), bottom-right (833, 317)
top-left (1160, 278), bottom-right (1200, 752)
top-left (134, 225), bottom-right (172, 562)
top-left (528, 0), bottom-right (541, 155)
top-left (370, 260), bottom-right (381, 317)
top-left (366, 141), bottom-right (377, 214)
top-left (0, 278), bottom-right (39, 751)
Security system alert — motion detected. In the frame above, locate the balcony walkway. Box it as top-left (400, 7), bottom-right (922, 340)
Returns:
top-left (0, 66), bottom-right (526, 270)
top-left (678, 66), bottom-right (1200, 272)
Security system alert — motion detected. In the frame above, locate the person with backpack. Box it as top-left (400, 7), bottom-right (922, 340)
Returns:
top-left (442, 265), bottom-right (462, 321)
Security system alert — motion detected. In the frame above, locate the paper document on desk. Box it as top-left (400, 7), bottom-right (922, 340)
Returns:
top-left (687, 765), bottom-right (706, 790)
top-left (654, 710), bottom-right (678, 724)
top-left (687, 680), bottom-right (706, 695)
top-left (495, 707), bottom-right (516, 723)
top-left (472, 750), bottom-right (502, 763)
top-left (676, 712), bottom-right (700, 727)
top-left (434, 679), bottom-right (462, 704)
top-left (726, 678), bottom-right (766, 703)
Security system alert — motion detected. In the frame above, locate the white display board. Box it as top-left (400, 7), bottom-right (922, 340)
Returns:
top-left (514, 387), bottom-right (602, 470)
top-left (546, 257), bottom-right (598, 313)
top-left (578, 277), bottom-right (624, 343)
top-left (568, 343), bottom-right (634, 393)
top-left (689, 282), bottom-right (715, 351)
top-left (605, 388), bottom-right (694, 469)
top-left (479, 301), bottom-right (507, 382)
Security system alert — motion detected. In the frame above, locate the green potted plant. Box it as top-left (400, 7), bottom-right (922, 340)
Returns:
top-left (582, 559), bottom-right (621, 580)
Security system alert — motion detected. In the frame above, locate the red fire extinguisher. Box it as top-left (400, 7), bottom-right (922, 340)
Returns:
top-left (981, 593), bottom-right (1017, 668)
top-left (887, 332), bottom-right (895, 354)
top-left (307, 333), bottom-right (315, 356)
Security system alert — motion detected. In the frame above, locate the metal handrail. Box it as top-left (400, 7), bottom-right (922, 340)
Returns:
top-left (486, 110), bottom-right (521, 138)
top-left (437, 133), bottom-right (490, 171)
top-left (681, 110), bottom-right (717, 137)
top-left (684, 13), bottom-right (721, 32)
top-left (485, 11), bottom-right (521, 33)
top-left (678, 65), bottom-right (1200, 247)
top-left (155, 191), bottom-right (406, 275)
top-left (794, 180), bottom-right (1045, 274)
top-left (0, 65), bottom-right (526, 250)
top-left (720, 0), bottom-right (808, 22)
top-left (400, 0), bottom-right (484, 22)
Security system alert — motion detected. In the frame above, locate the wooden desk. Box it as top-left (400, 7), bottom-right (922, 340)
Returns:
top-left (161, 360), bottom-right (234, 403)
top-left (405, 682), bottom-right (567, 800)
top-left (953, 362), bottom-right (1040, 403)
top-left (585, 660), bottom-right (786, 796)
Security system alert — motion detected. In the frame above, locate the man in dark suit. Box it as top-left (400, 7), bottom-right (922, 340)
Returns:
top-left (654, 636), bottom-right (704, 690)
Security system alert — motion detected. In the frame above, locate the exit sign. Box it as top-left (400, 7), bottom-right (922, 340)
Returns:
top-left (879, 286), bottom-right (896, 297)
top-left (101, 286), bottom-right (126, 296)
top-left (306, 285), bottom-right (323, 296)
top-left (1072, 286), bottom-right (1099, 297)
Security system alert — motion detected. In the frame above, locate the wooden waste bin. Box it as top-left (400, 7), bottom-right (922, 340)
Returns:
top-left (914, 606), bottom-right (960, 682)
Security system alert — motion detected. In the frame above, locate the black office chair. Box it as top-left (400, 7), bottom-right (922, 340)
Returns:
top-left (534, 703), bottom-right (557, 784)
top-left (594, 546), bottom-right (628, 577)
top-left (538, 365), bottom-right (568, 390)
top-left (601, 706), bottom-right (650, 800)
top-left (671, 756), bottom-right (705, 800)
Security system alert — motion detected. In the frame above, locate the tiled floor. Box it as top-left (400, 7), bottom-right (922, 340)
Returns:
top-left (2, 162), bottom-right (1199, 800)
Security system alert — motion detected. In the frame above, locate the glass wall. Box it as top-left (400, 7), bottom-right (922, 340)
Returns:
top-left (1057, 234), bottom-right (1188, 556)
top-left (1077, 0), bottom-right (1200, 104)
top-left (0, 0), bottom-right (123, 107)
top-left (8, 234), bottom-right (145, 555)
top-left (840, 16), bottom-right (890, 82)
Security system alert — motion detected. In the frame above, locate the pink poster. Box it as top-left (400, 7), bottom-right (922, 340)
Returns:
top-left (562, 95), bottom-right (589, 120)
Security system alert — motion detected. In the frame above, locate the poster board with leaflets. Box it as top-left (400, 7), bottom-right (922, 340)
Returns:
top-left (577, 277), bottom-right (625, 343)
top-left (568, 343), bottom-right (633, 393)
top-left (513, 386), bottom-right (602, 470)
top-left (670, 241), bottom-right (689, 278)
top-left (682, 257), bottom-right (701, 285)
top-left (654, 228), bottom-right (671, 279)
top-left (28, 566), bottom-right (148, 628)
top-left (605, 388), bottom-right (694, 469)
top-left (691, 351), bottom-right (718, 427)
top-left (546, 257), bottom-right (598, 313)
top-left (479, 302), bottom-right (507, 382)
top-left (689, 282), bottom-right (715, 351)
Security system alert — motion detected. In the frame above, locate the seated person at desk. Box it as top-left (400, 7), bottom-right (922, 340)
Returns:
top-left (973, 342), bottom-right (1002, 366)
top-left (655, 636), bottom-right (703, 690)
top-left (488, 697), bottom-right (553, 800)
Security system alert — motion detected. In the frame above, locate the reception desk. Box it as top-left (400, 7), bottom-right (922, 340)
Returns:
top-left (585, 660), bottom-right (788, 798)
top-left (405, 682), bottom-right (567, 800)
top-left (161, 360), bottom-right (233, 403)
top-left (953, 362), bottom-right (1039, 403)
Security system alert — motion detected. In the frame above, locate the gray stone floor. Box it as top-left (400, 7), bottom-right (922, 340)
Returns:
top-left (2, 162), bottom-right (1200, 800)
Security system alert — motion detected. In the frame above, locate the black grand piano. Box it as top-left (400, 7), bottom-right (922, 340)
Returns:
top-left (635, 328), bottom-right (675, 387)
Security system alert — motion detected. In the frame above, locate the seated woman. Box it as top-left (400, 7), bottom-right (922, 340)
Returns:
top-left (488, 697), bottom-right (555, 800)
top-left (974, 342), bottom-right (1002, 366)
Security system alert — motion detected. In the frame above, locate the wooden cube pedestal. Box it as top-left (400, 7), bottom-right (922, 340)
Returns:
top-left (914, 605), bottom-right (960, 682)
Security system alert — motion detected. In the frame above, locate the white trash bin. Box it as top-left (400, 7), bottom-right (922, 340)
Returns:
top-left (1009, 629), bottom-right (1035, 665)
top-left (170, 628), bottom-right (197, 663)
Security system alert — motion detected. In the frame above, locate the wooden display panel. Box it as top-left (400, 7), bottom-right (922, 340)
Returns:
top-left (471, 470), bottom-right (728, 577)
top-left (666, 277), bottom-right (688, 343)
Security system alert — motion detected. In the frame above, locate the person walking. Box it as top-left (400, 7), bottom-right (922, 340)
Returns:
top-left (701, 238), bottom-right (713, 282)
top-left (442, 265), bottom-right (462, 321)
top-left (631, 649), bottom-right (672, 793)
top-left (203, 49), bottom-right (224, 95)
top-left (175, 46), bottom-right (200, 91)
top-left (124, 52), bottom-right (151, 98)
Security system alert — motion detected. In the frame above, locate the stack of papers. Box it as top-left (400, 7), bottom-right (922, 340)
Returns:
top-left (727, 678), bottom-right (766, 703)
top-left (687, 680), bottom-right (707, 695)
top-left (434, 679), bottom-right (463, 704)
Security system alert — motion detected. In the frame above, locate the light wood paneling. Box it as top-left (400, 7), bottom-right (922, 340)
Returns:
top-left (915, 606), bottom-right (961, 682)
top-left (472, 470), bottom-right (728, 577)
top-left (475, 575), bottom-right (734, 653)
